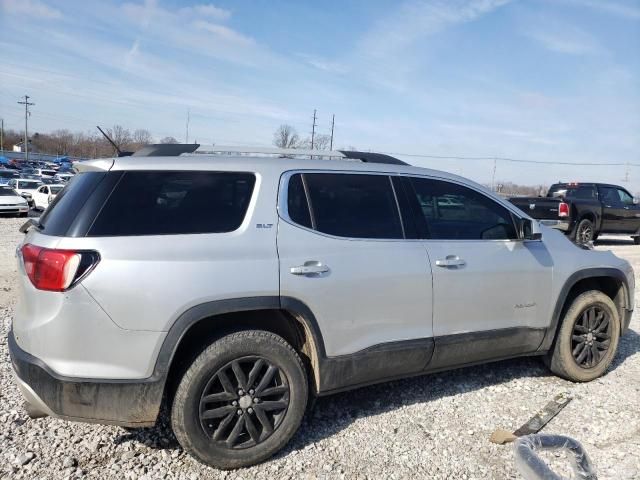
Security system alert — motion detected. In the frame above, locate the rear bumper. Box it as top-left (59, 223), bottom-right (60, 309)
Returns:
top-left (539, 219), bottom-right (570, 232)
top-left (8, 330), bottom-right (163, 427)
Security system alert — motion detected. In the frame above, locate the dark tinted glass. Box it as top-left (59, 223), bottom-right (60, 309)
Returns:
top-left (89, 171), bottom-right (255, 236)
top-left (38, 172), bottom-right (107, 236)
top-left (303, 173), bottom-right (403, 239)
top-left (287, 174), bottom-right (312, 228)
top-left (409, 178), bottom-right (517, 240)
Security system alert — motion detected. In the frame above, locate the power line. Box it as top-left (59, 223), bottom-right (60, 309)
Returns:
top-left (17, 95), bottom-right (35, 162)
top-left (381, 151), bottom-right (640, 167)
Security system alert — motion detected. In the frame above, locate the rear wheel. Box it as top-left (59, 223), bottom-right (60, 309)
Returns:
top-left (573, 218), bottom-right (594, 245)
top-left (546, 290), bottom-right (620, 382)
top-left (171, 330), bottom-right (308, 469)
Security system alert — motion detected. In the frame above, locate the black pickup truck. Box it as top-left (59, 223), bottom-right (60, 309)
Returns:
top-left (509, 182), bottom-right (640, 244)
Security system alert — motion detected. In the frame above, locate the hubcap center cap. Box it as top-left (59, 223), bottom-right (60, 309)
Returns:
top-left (586, 332), bottom-right (594, 342)
top-left (239, 396), bottom-right (253, 409)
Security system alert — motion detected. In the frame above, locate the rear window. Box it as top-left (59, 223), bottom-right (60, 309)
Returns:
top-left (88, 171), bottom-right (255, 236)
top-left (17, 180), bottom-right (41, 189)
top-left (548, 184), bottom-right (596, 199)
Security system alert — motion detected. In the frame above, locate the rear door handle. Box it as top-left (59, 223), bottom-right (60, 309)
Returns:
top-left (290, 261), bottom-right (330, 276)
top-left (435, 255), bottom-right (466, 268)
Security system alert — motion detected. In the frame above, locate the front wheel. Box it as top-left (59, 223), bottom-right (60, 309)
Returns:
top-left (171, 330), bottom-right (308, 469)
top-left (546, 290), bottom-right (620, 382)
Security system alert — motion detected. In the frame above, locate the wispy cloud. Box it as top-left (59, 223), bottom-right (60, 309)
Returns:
top-left (560, 0), bottom-right (640, 20)
top-left (524, 18), bottom-right (605, 55)
top-left (0, 0), bottom-right (62, 19)
top-left (179, 3), bottom-right (231, 21)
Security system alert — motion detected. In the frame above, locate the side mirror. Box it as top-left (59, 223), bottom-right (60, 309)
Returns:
top-left (520, 218), bottom-right (542, 241)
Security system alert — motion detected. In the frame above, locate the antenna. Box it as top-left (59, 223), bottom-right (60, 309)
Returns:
top-left (96, 126), bottom-right (134, 157)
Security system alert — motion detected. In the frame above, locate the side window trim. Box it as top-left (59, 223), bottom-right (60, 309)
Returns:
top-left (402, 174), bottom-right (520, 241)
top-left (388, 176), bottom-right (406, 239)
top-left (280, 170), bottom-right (407, 241)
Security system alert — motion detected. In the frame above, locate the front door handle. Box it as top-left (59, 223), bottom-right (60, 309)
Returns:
top-left (290, 261), bottom-right (330, 276)
top-left (435, 255), bottom-right (466, 268)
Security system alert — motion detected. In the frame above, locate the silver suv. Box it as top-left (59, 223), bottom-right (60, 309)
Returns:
top-left (10, 146), bottom-right (635, 469)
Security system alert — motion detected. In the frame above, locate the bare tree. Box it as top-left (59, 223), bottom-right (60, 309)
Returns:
top-left (160, 136), bottom-right (179, 144)
top-left (273, 125), bottom-right (300, 149)
top-left (313, 134), bottom-right (331, 151)
top-left (106, 125), bottom-right (132, 152)
top-left (132, 129), bottom-right (153, 146)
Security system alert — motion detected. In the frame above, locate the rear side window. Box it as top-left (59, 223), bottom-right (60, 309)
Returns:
top-left (88, 171), bottom-right (255, 236)
top-left (299, 173), bottom-right (403, 239)
top-left (408, 177), bottom-right (517, 240)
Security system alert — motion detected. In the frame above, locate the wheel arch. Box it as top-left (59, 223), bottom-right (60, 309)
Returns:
top-left (154, 296), bottom-right (327, 405)
top-left (540, 268), bottom-right (630, 352)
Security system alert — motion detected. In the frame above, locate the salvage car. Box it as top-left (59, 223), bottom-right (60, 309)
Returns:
top-left (0, 185), bottom-right (29, 216)
top-left (10, 146), bottom-right (635, 469)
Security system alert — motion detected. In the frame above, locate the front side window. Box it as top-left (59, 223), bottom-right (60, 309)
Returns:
top-left (408, 177), bottom-right (517, 240)
top-left (599, 186), bottom-right (633, 206)
top-left (287, 173), bottom-right (403, 239)
top-left (88, 171), bottom-right (255, 236)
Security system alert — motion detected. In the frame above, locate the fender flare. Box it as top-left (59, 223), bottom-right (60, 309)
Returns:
top-left (149, 296), bottom-right (327, 381)
top-left (539, 267), bottom-right (631, 352)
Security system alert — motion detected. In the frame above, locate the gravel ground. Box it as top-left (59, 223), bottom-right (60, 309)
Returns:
top-left (1, 216), bottom-right (638, 479)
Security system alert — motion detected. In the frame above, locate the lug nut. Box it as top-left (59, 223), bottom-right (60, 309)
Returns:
top-left (238, 389), bottom-right (245, 396)
top-left (248, 408), bottom-right (254, 414)
top-left (237, 409), bottom-right (242, 415)
top-left (232, 401), bottom-right (238, 406)
top-left (253, 397), bottom-right (260, 403)
top-left (249, 389), bottom-right (255, 395)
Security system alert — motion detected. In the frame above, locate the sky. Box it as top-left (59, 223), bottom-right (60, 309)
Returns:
top-left (1, 0), bottom-right (639, 189)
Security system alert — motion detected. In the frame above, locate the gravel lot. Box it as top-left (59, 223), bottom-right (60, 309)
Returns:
top-left (1, 216), bottom-right (638, 479)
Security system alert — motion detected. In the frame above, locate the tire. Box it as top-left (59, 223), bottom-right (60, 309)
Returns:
top-left (573, 218), bottom-right (594, 245)
top-left (546, 290), bottom-right (620, 382)
top-left (633, 237), bottom-right (640, 245)
top-left (171, 330), bottom-right (308, 469)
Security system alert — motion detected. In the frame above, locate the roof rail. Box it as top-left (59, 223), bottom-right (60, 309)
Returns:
top-left (192, 145), bottom-right (346, 158)
top-left (131, 144), bottom-right (410, 166)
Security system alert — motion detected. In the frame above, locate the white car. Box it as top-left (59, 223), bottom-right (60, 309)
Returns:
top-left (7, 178), bottom-right (43, 207)
top-left (0, 186), bottom-right (29, 217)
top-left (32, 184), bottom-right (65, 210)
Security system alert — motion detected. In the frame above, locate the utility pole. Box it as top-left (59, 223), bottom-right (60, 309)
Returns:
top-left (185, 109), bottom-right (190, 144)
top-left (0, 118), bottom-right (4, 153)
top-left (491, 157), bottom-right (497, 191)
top-left (18, 95), bottom-right (35, 162)
top-left (329, 114), bottom-right (335, 150)
top-left (310, 109), bottom-right (317, 150)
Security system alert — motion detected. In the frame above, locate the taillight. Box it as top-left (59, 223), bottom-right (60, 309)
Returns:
top-left (20, 244), bottom-right (99, 292)
top-left (558, 202), bottom-right (569, 218)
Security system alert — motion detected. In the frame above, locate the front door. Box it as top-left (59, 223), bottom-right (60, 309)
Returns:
top-left (598, 186), bottom-right (640, 233)
top-left (402, 176), bottom-right (553, 368)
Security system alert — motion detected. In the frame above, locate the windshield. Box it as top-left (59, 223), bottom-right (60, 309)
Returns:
top-left (0, 170), bottom-right (18, 178)
top-left (18, 180), bottom-right (41, 189)
top-left (0, 187), bottom-right (18, 196)
top-left (50, 186), bottom-right (64, 194)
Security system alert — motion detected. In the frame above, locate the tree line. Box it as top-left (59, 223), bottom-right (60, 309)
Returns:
top-left (1, 126), bottom-right (178, 158)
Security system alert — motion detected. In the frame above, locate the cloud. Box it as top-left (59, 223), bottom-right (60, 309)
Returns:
top-left (0, 0), bottom-right (62, 19)
top-left (560, 0), bottom-right (640, 20)
top-left (179, 4), bottom-right (231, 20)
top-left (193, 21), bottom-right (255, 46)
top-left (524, 19), bottom-right (605, 55)
top-left (358, 0), bottom-right (511, 59)
top-left (297, 54), bottom-right (348, 74)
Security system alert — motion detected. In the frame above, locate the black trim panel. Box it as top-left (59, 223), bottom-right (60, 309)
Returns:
top-left (9, 331), bottom-right (162, 427)
top-left (539, 267), bottom-right (631, 352)
top-left (429, 327), bottom-right (545, 370)
top-left (318, 338), bottom-right (434, 394)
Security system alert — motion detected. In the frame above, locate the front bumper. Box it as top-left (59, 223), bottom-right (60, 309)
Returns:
top-left (539, 219), bottom-right (570, 232)
top-left (8, 330), bottom-right (164, 427)
top-left (0, 204), bottom-right (28, 214)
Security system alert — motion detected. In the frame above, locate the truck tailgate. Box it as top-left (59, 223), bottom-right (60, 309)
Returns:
top-left (509, 197), bottom-right (563, 220)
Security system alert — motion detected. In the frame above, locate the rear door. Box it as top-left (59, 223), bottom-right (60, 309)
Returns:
top-left (402, 176), bottom-right (552, 367)
top-left (277, 171), bottom-right (434, 359)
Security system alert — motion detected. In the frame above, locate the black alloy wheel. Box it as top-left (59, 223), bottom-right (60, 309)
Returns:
top-left (198, 356), bottom-right (290, 449)
top-left (576, 220), bottom-right (594, 244)
top-left (571, 306), bottom-right (612, 368)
